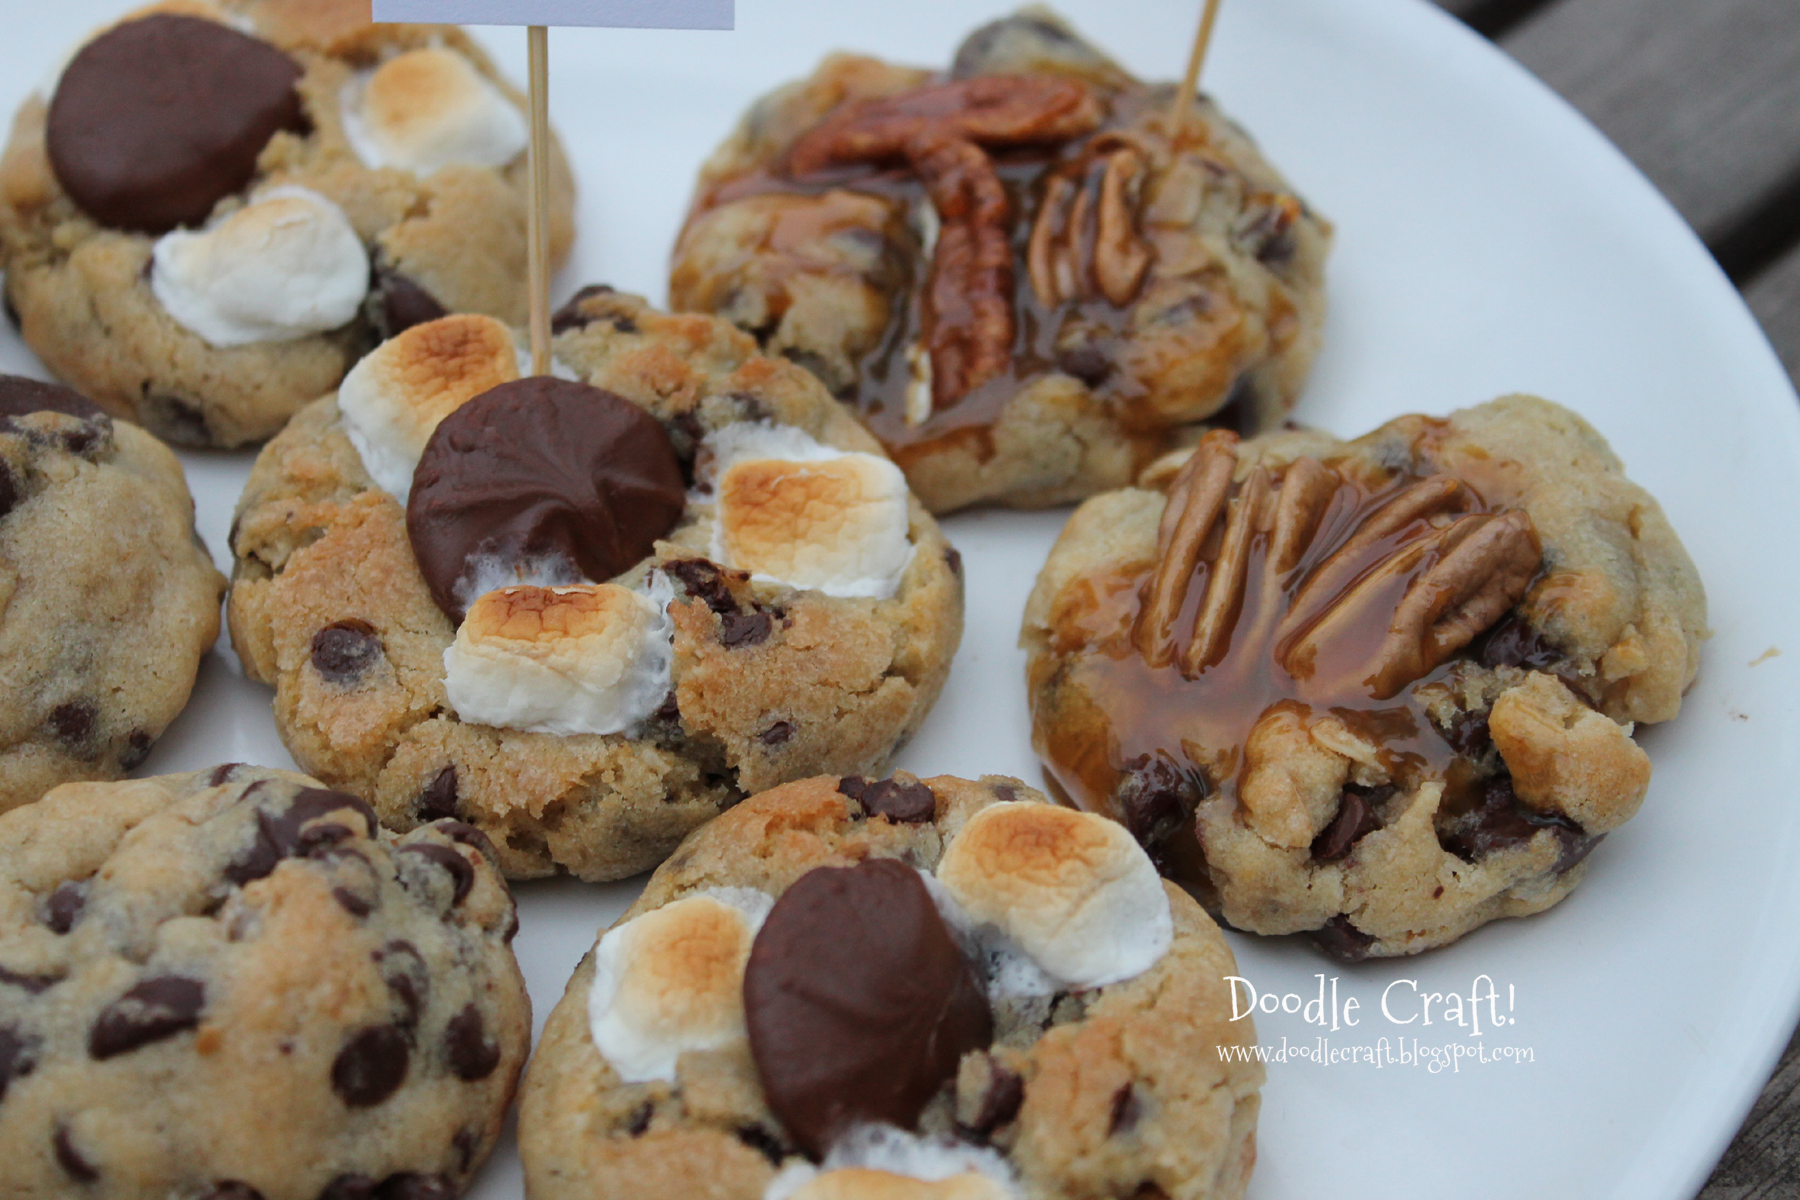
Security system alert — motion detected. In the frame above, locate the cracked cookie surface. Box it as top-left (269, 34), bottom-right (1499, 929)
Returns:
top-left (519, 773), bottom-right (1261, 1200)
top-left (1023, 395), bottom-right (1705, 959)
top-left (0, 764), bottom-right (527, 1199)
top-left (228, 292), bottom-right (963, 882)
top-left (0, 398), bottom-right (223, 813)
top-left (670, 9), bottom-right (1329, 513)
top-left (0, 0), bottom-right (575, 448)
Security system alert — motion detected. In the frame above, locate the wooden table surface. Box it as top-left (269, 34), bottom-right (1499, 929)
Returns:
top-left (1431, 1), bottom-right (1800, 1193)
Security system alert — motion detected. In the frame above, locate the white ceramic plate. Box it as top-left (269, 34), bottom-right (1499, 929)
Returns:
top-left (3, 1), bottom-right (1797, 1197)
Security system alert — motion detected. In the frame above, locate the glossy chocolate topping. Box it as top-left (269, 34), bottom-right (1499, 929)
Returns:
top-left (406, 377), bottom-right (685, 622)
top-left (47, 14), bottom-right (305, 234)
top-left (0, 376), bottom-right (105, 422)
top-left (742, 859), bottom-right (992, 1158)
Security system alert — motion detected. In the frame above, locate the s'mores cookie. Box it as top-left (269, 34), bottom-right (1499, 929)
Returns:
top-left (0, 764), bottom-right (528, 1197)
top-left (1023, 396), bottom-right (1706, 959)
top-left (228, 294), bottom-right (964, 882)
top-left (670, 9), bottom-right (1329, 513)
top-left (0, 0), bottom-right (575, 447)
top-left (0, 375), bottom-right (224, 813)
top-left (519, 774), bottom-right (1262, 1200)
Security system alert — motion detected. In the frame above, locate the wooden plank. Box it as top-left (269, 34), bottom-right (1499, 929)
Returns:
top-left (1700, 1022), bottom-right (1800, 1198)
top-left (1746, 244), bottom-right (1800, 390)
top-left (1493, 0), bottom-right (1800, 264)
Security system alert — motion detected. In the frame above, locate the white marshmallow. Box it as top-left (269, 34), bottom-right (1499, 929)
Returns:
top-left (150, 187), bottom-right (369, 348)
top-left (701, 423), bottom-right (914, 600)
top-left (336, 313), bottom-right (520, 498)
top-left (934, 803), bottom-right (1172, 991)
top-left (342, 48), bottom-right (528, 175)
top-left (442, 576), bottom-right (674, 737)
top-left (587, 888), bottom-right (774, 1083)
top-left (765, 1126), bottom-right (1018, 1200)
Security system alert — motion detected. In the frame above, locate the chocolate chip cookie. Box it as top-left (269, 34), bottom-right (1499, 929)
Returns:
top-left (0, 0), bottom-right (576, 448)
top-left (0, 376), bottom-right (224, 814)
top-left (669, 9), bottom-right (1330, 513)
top-left (0, 764), bottom-right (528, 1199)
top-left (1024, 395), bottom-right (1707, 959)
top-left (519, 773), bottom-right (1262, 1200)
top-left (228, 294), bottom-right (964, 883)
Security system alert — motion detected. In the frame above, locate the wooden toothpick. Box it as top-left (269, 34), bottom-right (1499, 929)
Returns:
top-left (526, 24), bottom-right (552, 376)
top-left (1168, 0), bottom-right (1224, 131)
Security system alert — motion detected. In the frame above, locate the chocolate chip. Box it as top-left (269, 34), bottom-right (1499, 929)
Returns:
top-left (0, 1026), bottom-right (35, 1101)
top-left (45, 881), bottom-right (86, 934)
top-left (226, 788), bottom-right (378, 885)
top-left (1108, 1084), bottom-right (1142, 1135)
top-left (733, 1124), bottom-right (787, 1166)
top-left (759, 721), bottom-right (795, 746)
top-left (626, 1101), bottom-right (654, 1137)
top-left (120, 729), bottom-right (154, 770)
top-left (372, 269), bottom-right (447, 339)
top-left (406, 378), bottom-right (687, 623)
top-left (310, 621), bottom-right (384, 684)
top-left (1436, 774), bottom-right (1581, 863)
top-left (53, 1123), bottom-right (98, 1182)
top-left (209, 763), bottom-right (244, 787)
top-left (549, 284), bottom-right (616, 333)
top-left (944, 546), bottom-right (963, 576)
top-left (843, 778), bottom-right (937, 824)
top-left (1116, 755), bottom-right (1200, 848)
top-left (1056, 342), bottom-right (1114, 388)
top-left (334, 888), bottom-right (373, 918)
top-left (416, 767), bottom-right (459, 823)
top-left (436, 819), bottom-right (499, 863)
top-left (653, 692), bottom-right (681, 724)
top-left (961, 1057), bottom-right (1023, 1135)
top-left (2, 293), bottom-right (17, 332)
top-left (332, 1025), bottom-right (410, 1107)
top-left (202, 1184), bottom-right (266, 1200)
top-left (89, 976), bottom-right (205, 1058)
top-left (0, 375), bottom-right (105, 422)
top-left (376, 1175), bottom-right (456, 1200)
top-left (719, 610), bottom-right (772, 648)
top-left (399, 844), bottom-right (473, 905)
top-left (667, 559), bottom-right (740, 615)
top-left (1555, 831), bottom-right (1606, 874)
top-left (445, 1004), bottom-right (500, 1081)
top-left (743, 859), bottom-right (992, 1157)
top-left (49, 701), bottom-right (96, 747)
top-left (1477, 612), bottom-right (1562, 672)
top-left (1310, 784), bottom-right (1390, 862)
top-left (141, 394), bottom-right (211, 445)
top-left (0, 463), bottom-right (16, 522)
top-left (453, 1128), bottom-right (478, 1172)
top-left (1311, 916), bottom-right (1376, 964)
top-left (1439, 708), bottom-right (1492, 757)
top-left (377, 941), bottom-right (428, 1030)
top-left (319, 1175), bottom-right (378, 1200)
top-left (0, 965), bottom-right (62, 994)
top-left (46, 14), bottom-right (304, 233)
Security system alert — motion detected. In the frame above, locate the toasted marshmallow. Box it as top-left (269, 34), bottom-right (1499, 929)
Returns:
top-left (703, 424), bottom-right (913, 599)
top-left (935, 803), bottom-right (1172, 991)
top-left (587, 888), bottom-right (774, 1083)
top-left (337, 314), bottom-right (520, 497)
top-left (150, 186), bottom-right (368, 348)
top-left (766, 1126), bottom-right (1018, 1200)
top-left (442, 577), bottom-right (674, 737)
top-left (342, 48), bottom-right (528, 175)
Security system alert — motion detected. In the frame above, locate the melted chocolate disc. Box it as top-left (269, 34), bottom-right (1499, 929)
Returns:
top-left (47, 14), bottom-right (305, 234)
top-left (742, 859), bottom-right (991, 1158)
top-left (0, 376), bottom-right (105, 422)
top-left (406, 378), bottom-right (686, 622)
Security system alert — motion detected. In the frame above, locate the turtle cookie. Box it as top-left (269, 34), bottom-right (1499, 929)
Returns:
top-left (519, 773), bottom-right (1262, 1200)
top-left (0, 764), bottom-right (528, 1199)
top-left (1023, 395), bottom-right (1706, 960)
top-left (228, 295), bottom-right (964, 882)
top-left (0, 375), bottom-right (224, 814)
top-left (0, 0), bottom-right (575, 447)
top-left (670, 8), bottom-right (1330, 513)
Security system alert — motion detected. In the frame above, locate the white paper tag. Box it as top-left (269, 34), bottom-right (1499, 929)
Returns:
top-left (370, 0), bottom-right (733, 28)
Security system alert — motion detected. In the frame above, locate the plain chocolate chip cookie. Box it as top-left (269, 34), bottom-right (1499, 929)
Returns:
top-left (520, 773), bottom-right (1262, 1200)
top-left (0, 377), bottom-right (223, 814)
top-left (0, 764), bottom-right (528, 1199)
top-left (1024, 394), bottom-right (1706, 959)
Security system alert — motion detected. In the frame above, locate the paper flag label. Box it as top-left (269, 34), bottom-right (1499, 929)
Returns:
top-left (370, 0), bottom-right (733, 28)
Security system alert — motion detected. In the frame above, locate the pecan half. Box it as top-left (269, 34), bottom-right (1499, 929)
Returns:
top-left (782, 76), bottom-right (1103, 410)
top-left (1029, 137), bottom-right (1154, 310)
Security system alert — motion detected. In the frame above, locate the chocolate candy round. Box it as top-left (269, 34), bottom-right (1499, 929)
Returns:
top-left (407, 378), bottom-right (686, 622)
top-left (742, 858), bottom-right (992, 1158)
top-left (0, 375), bottom-right (105, 422)
top-left (46, 14), bottom-right (305, 234)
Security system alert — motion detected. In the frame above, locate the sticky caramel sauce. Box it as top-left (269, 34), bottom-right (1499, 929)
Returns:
top-left (680, 87), bottom-right (1238, 469)
top-left (1030, 463), bottom-right (1513, 886)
